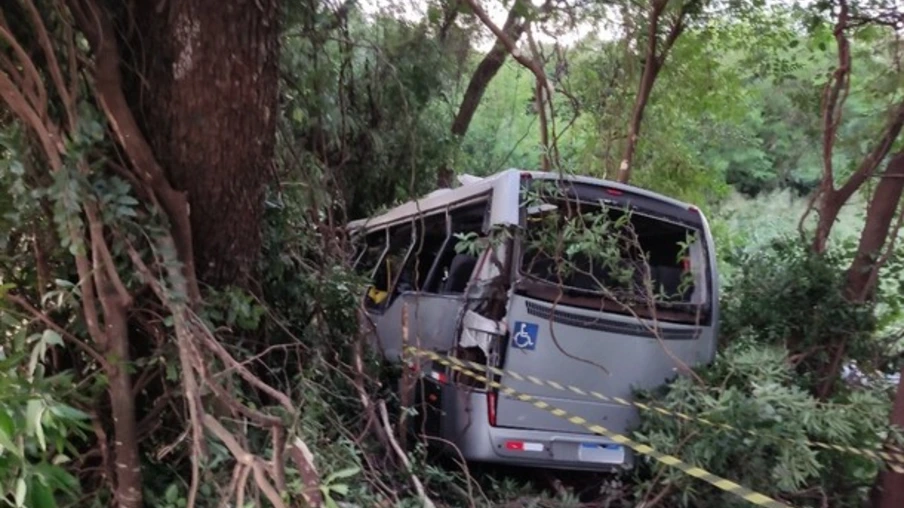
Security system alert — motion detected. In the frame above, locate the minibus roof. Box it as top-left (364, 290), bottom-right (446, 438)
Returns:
top-left (347, 169), bottom-right (697, 232)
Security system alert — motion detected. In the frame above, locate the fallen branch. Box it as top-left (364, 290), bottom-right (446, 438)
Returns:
top-left (378, 400), bottom-right (436, 508)
top-left (203, 414), bottom-right (288, 508)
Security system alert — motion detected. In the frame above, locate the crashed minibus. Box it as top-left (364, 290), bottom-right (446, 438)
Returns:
top-left (348, 169), bottom-right (719, 471)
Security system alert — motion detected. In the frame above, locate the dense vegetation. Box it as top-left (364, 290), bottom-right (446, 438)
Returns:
top-left (1, 0), bottom-right (903, 507)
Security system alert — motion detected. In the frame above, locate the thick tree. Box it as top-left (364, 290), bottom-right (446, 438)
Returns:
top-left (121, 0), bottom-right (281, 289)
top-left (0, 0), bottom-right (290, 506)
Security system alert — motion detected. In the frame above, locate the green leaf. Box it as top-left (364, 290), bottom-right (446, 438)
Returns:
top-left (329, 484), bottom-right (350, 496)
top-left (26, 478), bottom-right (57, 508)
top-left (0, 282), bottom-right (15, 298)
top-left (47, 404), bottom-right (90, 421)
top-left (42, 329), bottom-right (63, 347)
top-left (117, 195), bottom-right (139, 206)
top-left (26, 399), bottom-right (46, 450)
top-left (15, 478), bottom-right (27, 508)
top-left (165, 484), bottom-right (179, 503)
top-left (324, 466), bottom-right (361, 485)
top-left (0, 410), bottom-right (19, 455)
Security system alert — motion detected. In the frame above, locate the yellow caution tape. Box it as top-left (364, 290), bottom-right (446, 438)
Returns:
top-left (404, 347), bottom-right (793, 508)
top-left (405, 347), bottom-right (904, 473)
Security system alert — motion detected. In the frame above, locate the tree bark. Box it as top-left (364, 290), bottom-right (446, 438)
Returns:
top-left (811, 103), bottom-right (904, 253)
top-left (439, 1), bottom-right (530, 187)
top-left (125, 0), bottom-right (282, 289)
top-left (845, 153), bottom-right (904, 302)
top-left (103, 300), bottom-right (143, 508)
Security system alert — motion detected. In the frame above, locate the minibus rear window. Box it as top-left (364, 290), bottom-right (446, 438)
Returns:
top-left (519, 199), bottom-right (709, 309)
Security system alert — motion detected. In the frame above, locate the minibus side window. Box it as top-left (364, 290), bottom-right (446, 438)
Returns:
top-left (398, 212), bottom-right (448, 293)
top-left (426, 203), bottom-right (487, 294)
top-left (349, 234), bottom-right (367, 267)
top-left (356, 229), bottom-right (387, 276)
top-left (366, 221), bottom-right (414, 310)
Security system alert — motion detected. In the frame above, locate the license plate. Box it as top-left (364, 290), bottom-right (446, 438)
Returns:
top-left (578, 442), bottom-right (625, 463)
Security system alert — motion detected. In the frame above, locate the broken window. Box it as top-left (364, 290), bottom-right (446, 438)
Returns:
top-left (398, 212), bottom-right (448, 293)
top-left (520, 197), bottom-right (709, 318)
top-left (355, 229), bottom-right (387, 278)
top-left (427, 201), bottom-right (488, 294)
top-left (366, 221), bottom-right (414, 310)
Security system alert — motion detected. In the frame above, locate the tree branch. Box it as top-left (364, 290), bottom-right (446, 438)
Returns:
top-left (20, 0), bottom-right (77, 129)
top-left (4, 293), bottom-right (109, 369)
top-left (820, 0), bottom-right (852, 191)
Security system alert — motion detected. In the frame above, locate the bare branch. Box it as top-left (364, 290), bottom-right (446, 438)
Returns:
top-left (0, 21), bottom-right (47, 114)
top-left (20, 0), bottom-right (77, 129)
top-left (820, 0), bottom-right (852, 190)
top-left (203, 415), bottom-right (287, 508)
top-left (4, 293), bottom-right (109, 369)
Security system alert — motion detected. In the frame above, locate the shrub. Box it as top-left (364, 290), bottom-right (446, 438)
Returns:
top-left (629, 239), bottom-right (891, 507)
top-left (630, 340), bottom-right (890, 507)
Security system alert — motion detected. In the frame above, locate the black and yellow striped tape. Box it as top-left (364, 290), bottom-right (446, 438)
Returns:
top-left (405, 347), bottom-right (904, 473)
top-left (404, 347), bottom-right (792, 508)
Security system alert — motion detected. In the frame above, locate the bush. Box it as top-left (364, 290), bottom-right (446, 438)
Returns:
top-left (0, 310), bottom-right (88, 508)
top-left (630, 340), bottom-right (890, 508)
top-left (720, 237), bottom-right (878, 393)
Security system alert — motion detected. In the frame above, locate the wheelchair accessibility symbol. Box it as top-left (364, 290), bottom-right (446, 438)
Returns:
top-left (512, 321), bottom-right (539, 351)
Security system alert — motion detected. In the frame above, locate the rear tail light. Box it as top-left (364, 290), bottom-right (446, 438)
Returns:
top-left (504, 440), bottom-right (544, 452)
top-left (487, 391), bottom-right (497, 426)
top-left (605, 188), bottom-right (623, 196)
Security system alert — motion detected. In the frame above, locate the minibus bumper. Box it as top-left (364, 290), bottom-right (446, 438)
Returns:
top-left (443, 390), bottom-right (634, 472)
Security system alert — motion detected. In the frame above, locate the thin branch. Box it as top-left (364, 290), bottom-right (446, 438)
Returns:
top-left (0, 70), bottom-right (63, 169)
top-left (203, 415), bottom-right (287, 508)
top-left (20, 0), bottom-right (77, 129)
top-left (0, 21), bottom-right (47, 113)
top-left (4, 293), bottom-right (109, 369)
top-left (378, 400), bottom-right (436, 508)
top-left (820, 0), bottom-right (852, 190)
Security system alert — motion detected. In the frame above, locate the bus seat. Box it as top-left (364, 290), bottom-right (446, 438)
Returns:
top-left (443, 253), bottom-right (478, 294)
top-left (655, 265), bottom-right (684, 300)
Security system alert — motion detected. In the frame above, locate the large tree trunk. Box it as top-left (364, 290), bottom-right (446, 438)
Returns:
top-left (125, 0), bottom-right (281, 289)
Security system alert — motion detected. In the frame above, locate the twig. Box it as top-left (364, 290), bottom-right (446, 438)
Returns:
top-left (203, 414), bottom-right (287, 508)
top-left (288, 437), bottom-right (323, 506)
top-left (378, 400), bottom-right (436, 508)
top-left (4, 294), bottom-right (110, 369)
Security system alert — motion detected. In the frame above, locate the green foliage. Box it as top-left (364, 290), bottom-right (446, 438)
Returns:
top-left (722, 238), bottom-right (879, 390)
top-left (631, 237), bottom-right (897, 506)
top-left (0, 312), bottom-right (87, 508)
top-left (280, 3), bottom-right (463, 219)
top-left (631, 340), bottom-right (891, 507)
